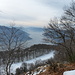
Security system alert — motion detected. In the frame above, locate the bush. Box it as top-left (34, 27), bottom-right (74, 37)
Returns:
top-left (35, 59), bottom-right (42, 68)
top-left (46, 58), bottom-right (61, 72)
top-left (15, 68), bottom-right (21, 75)
top-left (21, 62), bottom-right (28, 72)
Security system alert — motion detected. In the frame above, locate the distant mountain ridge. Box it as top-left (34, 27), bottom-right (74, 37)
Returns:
top-left (0, 26), bottom-right (32, 41)
top-left (24, 27), bottom-right (43, 32)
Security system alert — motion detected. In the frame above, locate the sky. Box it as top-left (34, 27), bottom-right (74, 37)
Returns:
top-left (0, 0), bottom-right (73, 27)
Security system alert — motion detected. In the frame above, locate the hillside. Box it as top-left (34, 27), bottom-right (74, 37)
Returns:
top-left (37, 63), bottom-right (75, 75)
top-left (0, 26), bottom-right (31, 43)
top-left (19, 63), bottom-right (75, 75)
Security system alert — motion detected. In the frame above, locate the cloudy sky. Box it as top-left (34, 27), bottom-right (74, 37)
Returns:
top-left (0, 0), bottom-right (73, 27)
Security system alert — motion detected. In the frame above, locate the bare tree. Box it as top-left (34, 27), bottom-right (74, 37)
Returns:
top-left (44, 1), bottom-right (75, 62)
top-left (0, 25), bottom-right (28, 75)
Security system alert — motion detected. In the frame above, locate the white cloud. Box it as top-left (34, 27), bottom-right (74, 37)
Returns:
top-left (0, 0), bottom-right (73, 27)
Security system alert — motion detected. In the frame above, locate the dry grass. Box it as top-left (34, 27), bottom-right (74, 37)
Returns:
top-left (37, 63), bottom-right (75, 75)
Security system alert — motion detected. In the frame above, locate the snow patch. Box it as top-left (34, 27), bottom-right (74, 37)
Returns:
top-left (10, 63), bottom-right (22, 73)
top-left (63, 70), bottom-right (75, 75)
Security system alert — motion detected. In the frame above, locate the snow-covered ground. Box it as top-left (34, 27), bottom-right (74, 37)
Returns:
top-left (63, 70), bottom-right (75, 75)
top-left (26, 51), bottom-right (55, 63)
top-left (10, 51), bottom-right (54, 73)
top-left (0, 51), bottom-right (55, 74)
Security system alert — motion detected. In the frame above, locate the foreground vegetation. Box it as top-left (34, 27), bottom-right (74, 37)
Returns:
top-left (37, 63), bottom-right (75, 75)
top-left (16, 59), bottom-right (75, 75)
